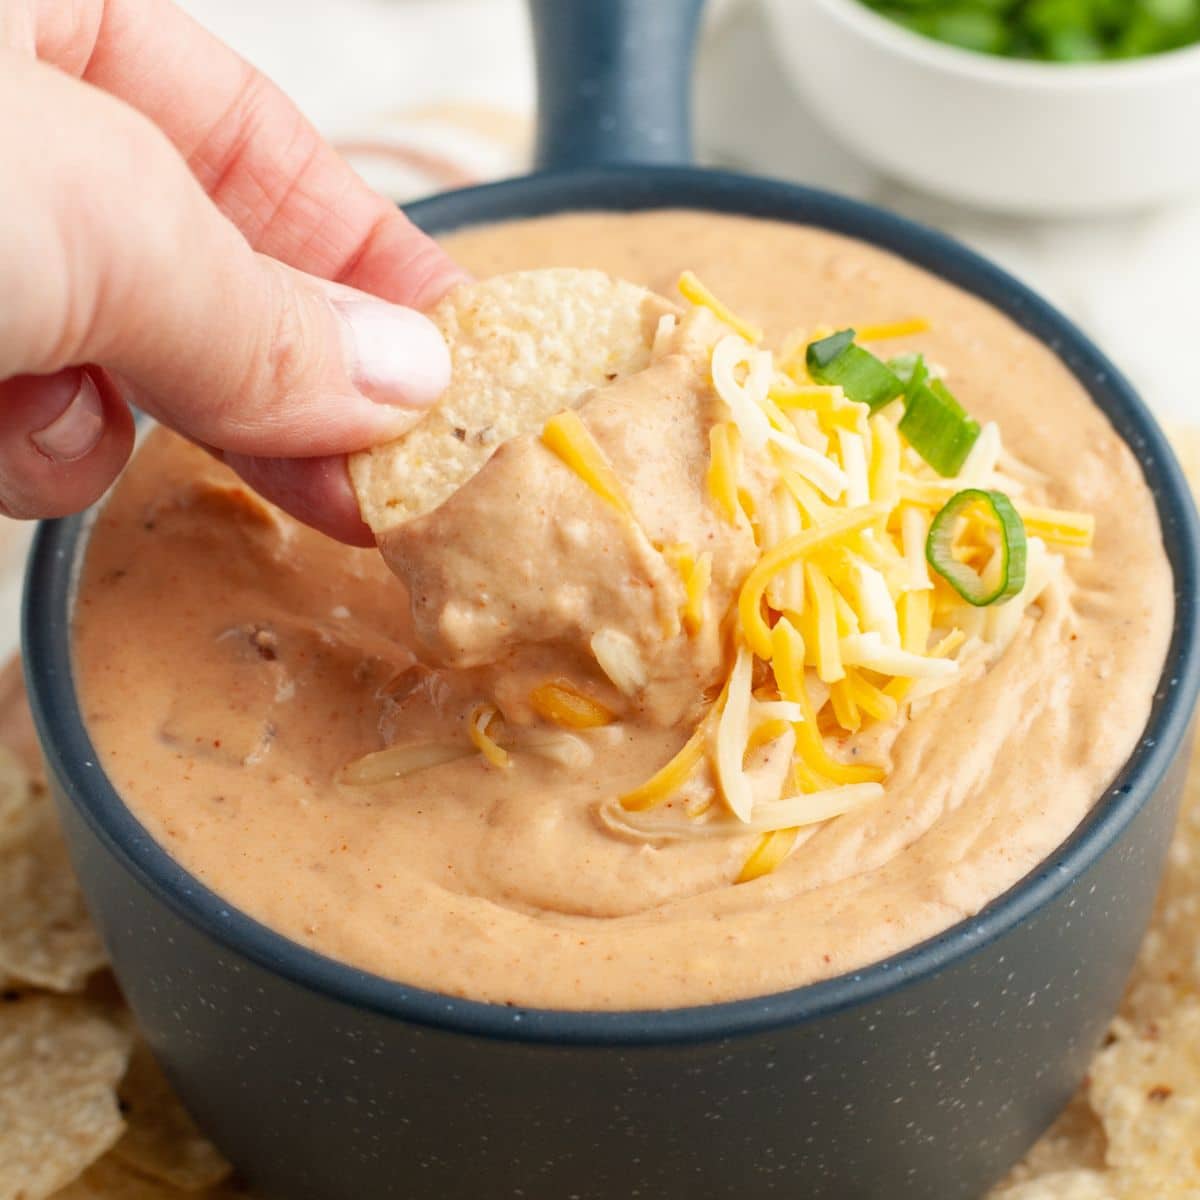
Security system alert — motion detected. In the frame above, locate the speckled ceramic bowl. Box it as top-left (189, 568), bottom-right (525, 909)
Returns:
top-left (22, 2), bottom-right (1200, 1198)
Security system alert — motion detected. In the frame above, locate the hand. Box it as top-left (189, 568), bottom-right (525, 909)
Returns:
top-left (0, 0), bottom-right (465, 544)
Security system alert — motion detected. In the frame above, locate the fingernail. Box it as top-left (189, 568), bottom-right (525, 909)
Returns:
top-left (30, 372), bottom-right (104, 462)
top-left (333, 299), bottom-right (451, 410)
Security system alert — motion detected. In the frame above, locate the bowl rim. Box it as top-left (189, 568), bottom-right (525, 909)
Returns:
top-left (804, 0), bottom-right (1200, 86)
top-left (23, 164), bottom-right (1200, 1047)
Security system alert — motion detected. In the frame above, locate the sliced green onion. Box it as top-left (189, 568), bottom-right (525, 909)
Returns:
top-left (889, 351), bottom-right (928, 393)
top-left (897, 378), bottom-right (980, 477)
top-left (926, 488), bottom-right (1027, 607)
top-left (806, 329), bottom-right (905, 412)
top-left (862, 0), bottom-right (1200, 62)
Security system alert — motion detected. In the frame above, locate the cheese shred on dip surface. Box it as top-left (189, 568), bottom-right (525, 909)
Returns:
top-left (73, 211), bottom-right (1172, 1010)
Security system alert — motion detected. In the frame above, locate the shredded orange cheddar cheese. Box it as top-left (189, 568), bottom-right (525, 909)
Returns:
top-left (737, 828), bottom-right (800, 884)
top-left (770, 620), bottom-right (886, 786)
top-left (541, 411), bottom-right (634, 519)
top-left (707, 422), bottom-right (742, 525)
top-left (683, 551), bottom-right (712, 637)
top-left (739, 504), bottom-right (888, 659)
top-left (856, 317), bottom-right (931, 341)
top-left (677, 271), bottom-right (764, 344)
top-left (530, 681), bottom-right (615, 730)
top-left (619, 726), bottom-right (708, 812)
top-left (468, 705), bottom-right (510, 769)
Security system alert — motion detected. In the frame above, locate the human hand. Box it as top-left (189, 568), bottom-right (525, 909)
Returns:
top-left (0, 0), bottom-right (465, 544)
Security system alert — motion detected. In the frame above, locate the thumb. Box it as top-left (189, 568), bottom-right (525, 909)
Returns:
top-left (2, 53), bottom-right (453, 465)
top-left (125, 259), bottom-right (452, 459)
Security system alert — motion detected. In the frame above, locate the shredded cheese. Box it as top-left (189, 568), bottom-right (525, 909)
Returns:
top-left (651, 312), bottom-right (678, 356)
top-left (764, 487), bottom-right (804, 614)
top-left (711, 335), bottom-right (773, 450)
top-left (737, 828), bottom-right (800, 883)
top-left (778, 466), bottom-right (831, 526)
top-left (1017, 505), bottom-right (1095, 549)
top-left (958, 421), bottom-right (1002, 487)
top-left (804, 562), bottom-right (845, 683)
top-left (619, 725), bottom-right (708, 812)
top-left (844, 669), bottom-right (899, 723)
top-left (852, 559), bottom-right (901, 647)
top-left (792, 757), bottom-right (829, 794)
top-left (739, 503), bottom-right (888, 658)
top-left (829, 678), bottom-right (861, 732)
top-left (678, 270), bottom-right (764, 343)
top-left (838, 429), bottom-right (871, 507)
top-left (683, 551), bottom-right (712, 637)
top-left (468, 704), bottom-right (511, 769)
top-left (841, 632), bottom-right (959, 679)
top-left (830, 586), bottom-right (861, 638)
top-left (900, 477), bottom-right (1094, 549)
top-left (749, 782), bottom-right (885, 831)
top-left (855, 317), bottom-right (931, 341)
top-left (771, 378), bottom-right (865, 431)
top-left (737, 486), bottom-right (760, 534)
top-left (715, 646), bottom-right (756, 822)
top-left (341, 742), bottom-right (471, 786)
top-left (529, 680), bottom-right (615, 729)
top-left (768, 430), bottom-right (847, 500)
top-left (898, 588), bottom-right (933, 655)
top-left (541, 411), bottom-right (633, 519)
top-left (746, 717), bottom-right (793, 755)
top-left (660, 542), bottom-right (696, 578)
top-left (707, 422), bottom-right (742, 525)
top-left (520, 729), bottom-right (593, 769)
top-left (770, 619), bottom-right (885, 785)
top-left (901, 505), bottom-right (933, 590)
top-left (781, 326), bottom-right (833, 380)
top-left (591, 629), bottom-right (648, 696)
top-left (868, 413), bottom-right (901, 506)
top-left (752, 700), bottom-right (805, 724)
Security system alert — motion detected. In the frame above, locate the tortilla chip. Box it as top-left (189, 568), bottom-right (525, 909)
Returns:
top-left (988, 1170), bottom-right (1117, 1200)
top-left (1087, 1004), bottom-right (1200, 1192)
top-left (0, 747), bottom-right (107, 992)
top-left (1002, 1093), bottom-right (1107, 1183)
top-left (52, 1155), bottom-right (244, 1199)
top-left (111, 1042), bottom-right (231, 1191)
top-left (350, 269), bottom-right (671, 532)
top-left (0, 994), bottom-right (132, 1200)
top-left (50, 1157), bottom-right (184, 1199)
top-left (1122, 776), bottom-right (1200, 1027)
top-left (0, 741), bottom-right (35, 839)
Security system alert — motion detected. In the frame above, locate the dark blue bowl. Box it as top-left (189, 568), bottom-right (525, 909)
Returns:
top-left (22, 2), bottom-right (1200, 1197)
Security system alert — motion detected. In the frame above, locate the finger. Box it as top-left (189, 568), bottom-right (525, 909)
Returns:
top-left (0, 368), bottom-right (134, 519)
top-left (0, 54), bottom-right (451, 460)
top-left (32, 0), bottom-right (466, 308)
top-left (219, 452), bottom-right (376, 548)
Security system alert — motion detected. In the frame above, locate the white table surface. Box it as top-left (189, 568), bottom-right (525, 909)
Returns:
top-left (7, 0), bottom-right (1199, 662)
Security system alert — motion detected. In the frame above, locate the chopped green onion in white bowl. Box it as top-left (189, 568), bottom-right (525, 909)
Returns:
top-left (762, 0), bottom-right (1200, 214)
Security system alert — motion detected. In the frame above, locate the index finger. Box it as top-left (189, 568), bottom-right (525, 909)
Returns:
top-left (31, 0), bottom-right (464, 309)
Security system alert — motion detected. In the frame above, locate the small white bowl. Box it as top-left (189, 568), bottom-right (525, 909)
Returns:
top-left (762, 0), bottom-right (1200, 216)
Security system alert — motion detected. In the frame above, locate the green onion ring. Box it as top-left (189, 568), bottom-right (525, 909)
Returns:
top-left (926, 489), bottom-right (1028, 607)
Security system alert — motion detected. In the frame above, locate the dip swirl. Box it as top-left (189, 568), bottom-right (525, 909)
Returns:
top-left (73, 211), bottom-right (1172, 1009)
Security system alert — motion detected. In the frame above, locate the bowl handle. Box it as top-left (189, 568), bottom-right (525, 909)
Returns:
top-left (528, 0), bottom-right (705, 171)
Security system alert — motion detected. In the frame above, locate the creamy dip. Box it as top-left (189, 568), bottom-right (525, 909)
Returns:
top-left (73, 211), bottom-right (1173, 1010)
